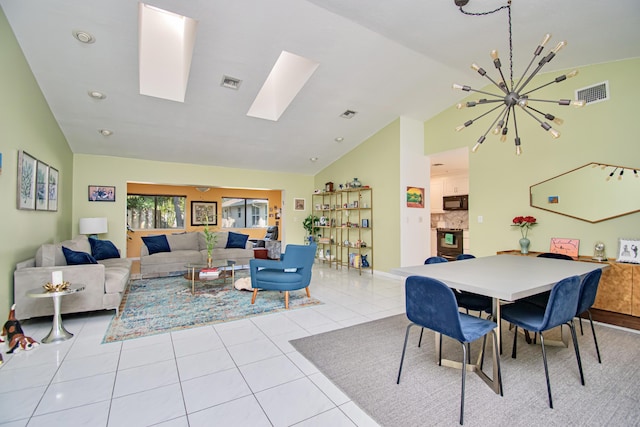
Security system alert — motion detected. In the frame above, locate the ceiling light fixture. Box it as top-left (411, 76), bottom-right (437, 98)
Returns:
top-left (221, 75), bottom-right (242, 90)
top-left (334, 137), bottom-right (344, 143)
top-left (340, 110), bottom-right (357, 119)
top-left (72, 30), bottom-right (95, 44)
top-left (195, 187), bottom-right (210, 193)
top-left (98, 129), bottom-right (113, 136)
top-left (452, 0), bottom-right (585, 155)
top-left (309, 157), bottom-right (319, 162)
top-left (88, 91), bottom-right (106, 100)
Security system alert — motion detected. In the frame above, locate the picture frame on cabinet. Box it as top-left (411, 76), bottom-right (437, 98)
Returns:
top-left (617, 238), bottom-right (640, 264)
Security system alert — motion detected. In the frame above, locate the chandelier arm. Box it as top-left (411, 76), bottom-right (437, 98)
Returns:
top-left (521, 80), bottom-right (556, 96)
top-left (495, 66), bottom-right (510, 93)
top-left (511, 107), bottom-right (520, 139)
top-left (465, 103), bottom-right (507, 124)
top-left (481, 72), bottom-right (510, 95)
top-left (525, 105), bottom-right (559, 122)
top-left (514, 59), bottom-right (550, 94)
top-left (461, 87), bottom-right (506, 99)
top-left (526, 98), bottom-right (572, 105)
top-left (518, 105), bottom-right (558, 137)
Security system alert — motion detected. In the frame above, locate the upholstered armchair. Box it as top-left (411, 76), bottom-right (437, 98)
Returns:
top-left (250, 243), bottom-right (316, 309)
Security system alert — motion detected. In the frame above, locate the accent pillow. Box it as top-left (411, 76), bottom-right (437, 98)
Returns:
top-left (142, 235), bottom-right (171, 255)
top-left (89, 239), bottom-right (120, 260)
top-left (62, 246), bottom-right (98, 265)
top-left (225, 231), bottom-right (249, 249)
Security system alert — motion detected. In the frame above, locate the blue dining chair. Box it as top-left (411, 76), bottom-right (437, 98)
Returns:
top-left (454, 254), bottom-right (493, 317)
top-left (501, 275), bottom-right (583, 408)
top-left (397, 275), bottom-right (503, 425)
top-left (425, 256), bottom-right (448, 264)
top-left (250, 243), bottom-right (316, 309)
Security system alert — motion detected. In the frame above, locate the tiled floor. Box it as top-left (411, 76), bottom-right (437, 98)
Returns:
top-left (0, 264), bottom-right (405, 427)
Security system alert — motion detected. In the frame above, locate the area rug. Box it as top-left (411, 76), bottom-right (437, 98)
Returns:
top-left (103, 271), bottom-right (322, 343)
top-left (290, 314), bottom-right (640, 427)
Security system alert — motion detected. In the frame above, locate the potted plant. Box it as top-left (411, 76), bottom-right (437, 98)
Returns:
top-left (302, 214), bottom-right (319, 244)
top-left (203, 215), bottom-right (218, 267)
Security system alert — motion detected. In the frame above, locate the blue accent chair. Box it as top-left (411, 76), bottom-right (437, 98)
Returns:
top-left (501, 275), bottom-right (584, 408)
top-left (250, 243), bottom-right (316, 309)
top-left (397, 276), bottom-right (503, 425)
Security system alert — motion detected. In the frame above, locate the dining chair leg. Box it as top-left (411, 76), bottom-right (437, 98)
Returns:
top-left (511, 326), bottom-right (518, 359)
top-left (251, 289), bottom-right (258, 304)
top-left (587, 310), bottom-right (602, 363)
top-left (397, 324), bottom-right (414, 384)
top-left (418, 327), bottom-right (424, 347)
top-left (568, 320), bottom-right (585, 386)
top-left (579, 315), bottom-right (584, 335)
top-left (466, 342), bottom-right (471, 363)
top-left (438, 333), bottom-right (443, 366)
top-left (539, 333), bottom-right (553, 409)
top-left (460, 342), bottom-right (467, 425)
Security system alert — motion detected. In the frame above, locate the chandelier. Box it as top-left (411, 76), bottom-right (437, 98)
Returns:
top-left (452, 0), bottom-right (585, 155)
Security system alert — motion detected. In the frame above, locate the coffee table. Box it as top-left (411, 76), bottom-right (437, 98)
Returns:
top-left (184, 260), bottom-right (236, 294)
top-left (27, 286), bottom-right (85, 343)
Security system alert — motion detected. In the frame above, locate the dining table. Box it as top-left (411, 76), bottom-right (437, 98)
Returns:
top-left (391, 254), bottom-right (607, 394)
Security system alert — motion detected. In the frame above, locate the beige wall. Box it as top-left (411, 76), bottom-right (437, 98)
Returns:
top-left (314, 119), bottom-right (401, 272)
top-left (425, 58), bottom-right (640, 258)
top-left (0, 9), bottom-right (74, 321)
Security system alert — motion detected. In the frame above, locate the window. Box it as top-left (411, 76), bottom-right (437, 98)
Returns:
top-left (221, 198), bottom-right (268, 228)
top-left (127, 194), bottom-right (186, 230)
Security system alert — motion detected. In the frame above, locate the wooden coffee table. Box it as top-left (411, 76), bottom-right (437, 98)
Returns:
top-left (184, 260), bottom-right (236, 294)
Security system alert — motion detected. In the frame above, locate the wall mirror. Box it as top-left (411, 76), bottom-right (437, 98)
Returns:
top-left (530, 162), bottom-right (640, 223)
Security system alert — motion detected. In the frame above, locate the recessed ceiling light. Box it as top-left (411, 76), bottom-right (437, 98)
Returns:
top-left (98, 129), bottom-right (113, 136)
top-left (221, 75), bottom-right (242, 90)
top-left (334, 137), bottom-right (344, 143)
top-left (340, 110), bottom-right (357, 119)
top-left (72, 30), bottom-right (95, 44)
top-left (310, 157), bottom-right (319, 162)
top-left (88, 91), bottom-right (106, 100)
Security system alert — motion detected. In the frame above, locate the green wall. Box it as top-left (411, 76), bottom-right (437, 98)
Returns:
top-left (0, 8), bottom-right (74, 321)
top-left (425, 58), bottom-right (640, 258)
top-left (315, 119), bottom-right (401, 272)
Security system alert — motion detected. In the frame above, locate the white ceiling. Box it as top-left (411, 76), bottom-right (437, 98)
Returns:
top-left (2, 0), bottom-right (639, 175)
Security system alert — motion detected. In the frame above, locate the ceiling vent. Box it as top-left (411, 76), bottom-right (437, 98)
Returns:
top-left (221, 75), bottom-right (242, 90)
top-left (576, 81), bottom-right (609, 105)
top-left (340, 110), bottom-right (357, 119)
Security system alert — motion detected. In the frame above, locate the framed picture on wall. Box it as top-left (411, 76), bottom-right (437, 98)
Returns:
top-left (17, 150), bottom-right (37, 210)
top-left (88, 185), bottom-right (116, 202)
top-left (35, 160), bottom-right (49, 210)
top-left (48, 167), bottom-right (59, 211)
top-left (191, 201), bottom-right (218, 226)
top-left (294, 198), bottom-right (305, 211)
top-left (617, 238), bottom-right (640, 264)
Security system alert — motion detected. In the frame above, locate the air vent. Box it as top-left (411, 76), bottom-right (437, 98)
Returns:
top-left (340, 110), bottom-right (357, 119)
top-left (221, 75), bottom-right (242, 90)
top-left (576, 81), bottom-right (609, 105)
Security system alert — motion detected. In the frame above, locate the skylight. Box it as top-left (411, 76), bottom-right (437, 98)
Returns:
top-left (247, 51), bottom-right (320, 121)
top-left (138, 3), bottom-right (198, 103)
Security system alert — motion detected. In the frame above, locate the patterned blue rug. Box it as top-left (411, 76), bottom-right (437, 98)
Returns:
top-left (103, 271), bottom-right (322, 343)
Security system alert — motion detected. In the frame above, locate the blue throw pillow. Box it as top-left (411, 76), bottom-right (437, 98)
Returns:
top-left (226, 231), bottom-right (249, 249)
top-left (89, 238), bottom-right (120, 260)
top-left (142, 235), bottom-right (171, 255)
top-left (62, 246), bottom-right (98, 265)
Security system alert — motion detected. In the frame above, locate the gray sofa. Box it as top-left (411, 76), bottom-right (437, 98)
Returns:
top-left (14, 235), bottom-right (132, 320)
top-left (140, 231), bottom-right (254, 278)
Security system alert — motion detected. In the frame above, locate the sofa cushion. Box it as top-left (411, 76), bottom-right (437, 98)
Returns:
top-left (36, 235), bottom-right (92, 267)
top-left (89, 239), bottom-right (120, 260)
top-left (214, 232), bottom-right (228, 249)
top-left (62, 246), bottom-right (98, 265)
top-left (167, 232), bottom-right (199, 251)
top-left (226, 232), bottom-right (249, 249)
top-left (142, 235), bottom-right (171, 255)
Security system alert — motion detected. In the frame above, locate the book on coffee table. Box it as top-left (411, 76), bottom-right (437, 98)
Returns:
top-left (199, 268), bottom-right (219, 279)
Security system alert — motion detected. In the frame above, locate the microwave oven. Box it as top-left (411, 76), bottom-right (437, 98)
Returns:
top-left (443, 195), bottom-right (468, 210)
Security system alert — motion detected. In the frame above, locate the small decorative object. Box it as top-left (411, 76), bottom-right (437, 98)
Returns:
top-left (325, 182), bottom-right (334, 192)
top-left (350, 178), bottom-right (362, 188)
top-left (617, 238), bottom-right (640, 264)
top-left (361, 254), bottom-right (370, 268)
top-left (3, 304), bottom-right (39, 354)
top-left (202, 215), bottom-right (218, 267)
top-left (593, 242), bottom-right (607, 261)
top-left (339, 184), bottom-right (344, 190)
top-left (319, 216), bottom-right (327, 226)
top-left (512, 215), bottom-right (537, 254)
top-left (362, 219), bottom-right (369, 228)
top-left (550, 238), bottom-right (580, 259)
top-left (313, 189), bottom-right (321, 194)
top-left (343, 239), bottom-right (350, 246)
top-left (51, 270), bottom-right (63, 285)
top-left (43, 281), bottom-right (70, 292)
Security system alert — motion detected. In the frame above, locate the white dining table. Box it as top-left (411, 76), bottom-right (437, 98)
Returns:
top-left (391, 254), bottom-right (607, 394)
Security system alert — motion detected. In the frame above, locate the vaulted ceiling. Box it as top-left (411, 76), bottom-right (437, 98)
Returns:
top-left (2, 0), bottom-right (639, 174)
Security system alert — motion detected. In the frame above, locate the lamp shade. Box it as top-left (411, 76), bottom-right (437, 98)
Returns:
top-left (79, 217), bottom-right (108, 235)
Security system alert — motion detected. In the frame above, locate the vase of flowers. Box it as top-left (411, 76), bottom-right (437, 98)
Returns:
top-left (512, 216), bottom-right (537, 254)
top-left (203, 215), bottom-right (217, 267)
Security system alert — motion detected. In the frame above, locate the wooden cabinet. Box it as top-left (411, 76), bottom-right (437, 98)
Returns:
top-left (430, 178), bottom-right (444, 213)
top-left (312, 187), bottom-right (373, 275)
top-left (443, 175), bottom-right (469, 196)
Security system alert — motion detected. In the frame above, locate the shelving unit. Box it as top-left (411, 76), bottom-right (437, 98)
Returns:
top-left (312, 187), bottom-right (373, 274)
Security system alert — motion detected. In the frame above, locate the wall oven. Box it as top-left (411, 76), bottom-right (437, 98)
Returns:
top-left (437, 228), bottom-right (464, 261)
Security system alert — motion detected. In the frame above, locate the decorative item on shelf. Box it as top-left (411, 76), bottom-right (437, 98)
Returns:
top-left (343, 239), bottom-right (350, 247)
top-left (43, 281), bottom-right (70, 292)
top-left (325, 182), bottom-right (334, 192)
top-left (350, 178), bottom-right (362, 188)
top-left (361, 254), bottom-right (370, 268)
top-left (617, 238), bottom-right (640, 264)
top-left (452, 1), bottom-right (584, 155)
top-left (313, 189), bottom-right (321, 194)
top-left (593, 241), bottom-right (607, 261)
top-left (512, 215), bottom-right (537, 254)
top-left (339, 184), bottom-right (344, 190)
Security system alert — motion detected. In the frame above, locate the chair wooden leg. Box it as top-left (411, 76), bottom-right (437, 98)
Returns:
top-left (251, 289), bottom-right (258, 304)
top-left (305, 287), bottom-right (310, 298)
top-left (285, 291), bottom-right (289, 309)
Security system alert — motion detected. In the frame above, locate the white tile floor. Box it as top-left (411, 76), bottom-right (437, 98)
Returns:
top-left (0, 264), bottom-right (405, 427)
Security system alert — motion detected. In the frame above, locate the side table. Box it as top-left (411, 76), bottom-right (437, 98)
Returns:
top-left (26, 286), bottom-right (85, 343)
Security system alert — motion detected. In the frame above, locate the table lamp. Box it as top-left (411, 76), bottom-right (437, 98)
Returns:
top-left (79, 217), bottom-right (108, 239)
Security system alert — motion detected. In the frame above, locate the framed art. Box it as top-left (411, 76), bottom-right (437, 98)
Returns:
top-left (550, 238), bottom-right (580, 259)
top-left (48, 167), bottom-right (59, 211)
top-left (406, 186), bottom-right (425, 208)
top-left (294, 198), bottom-right (305, 211)
top-left (17, 150), bottom-right (37, 210)
top-left (191, 201), bottom-right (218, 226)
top-left (35, 160), bottom-right (49, 210)
top-left (617, 238), bottom-right (640, 264)
top-left (88, 185), bottom-right (116, 202)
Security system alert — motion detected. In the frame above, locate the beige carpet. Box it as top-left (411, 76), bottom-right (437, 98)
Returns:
top-left (291, 314), bottom-right (640, 427)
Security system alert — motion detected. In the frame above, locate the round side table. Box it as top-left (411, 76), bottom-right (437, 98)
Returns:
top-left (26, 286), bottom-right (85, 343)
